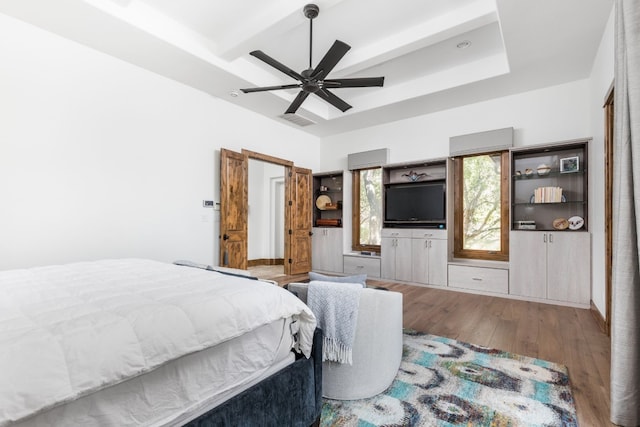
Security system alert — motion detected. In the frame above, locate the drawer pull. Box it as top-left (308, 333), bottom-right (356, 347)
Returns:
top-left (472, 277), bottom-right (483, 281)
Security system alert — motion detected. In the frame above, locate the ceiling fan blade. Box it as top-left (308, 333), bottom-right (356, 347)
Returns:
top-left (285, 91), bottom-right (311, 114)
top-left (311, 40), bottom-right (351, 81)
top-left (240, 84), bottom-right (301, 93)
top-left (250, 50), bottom-right (305, 82)
top-left (322, 77), bottom-right (385, 88)
top-left (314, 88), bottom-right (352, 112)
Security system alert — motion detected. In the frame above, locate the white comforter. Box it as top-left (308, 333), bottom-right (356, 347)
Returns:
top-left (0, 259), bottom-right (316, 426)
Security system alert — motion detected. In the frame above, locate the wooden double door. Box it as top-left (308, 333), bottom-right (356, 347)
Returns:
top-left (219, 148), bottom-right (312, 275)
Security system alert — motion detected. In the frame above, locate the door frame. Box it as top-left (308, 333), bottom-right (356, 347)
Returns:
top-left (604, 85), bottom-right (614, 336)
top-left (242, 150), bottom-right (296, 274)
top-left (240, 148), bottom-right (293, 274)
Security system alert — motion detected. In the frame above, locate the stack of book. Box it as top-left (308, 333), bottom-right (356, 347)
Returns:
top-left (533, 186), bottom-right (563, 203)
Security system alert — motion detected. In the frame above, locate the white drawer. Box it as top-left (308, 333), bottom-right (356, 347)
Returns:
top-left (448, 265), bottom-right (508, 294)
top-left (381, 228), bottom-right (413, 239)
top-left (410, 229), bottom-right (447, 240)
top-left (343, 255), bottom-right (381, 277)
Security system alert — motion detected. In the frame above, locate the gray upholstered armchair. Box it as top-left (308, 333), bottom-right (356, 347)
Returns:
top-left (287, 282), bottom-right (403, 400)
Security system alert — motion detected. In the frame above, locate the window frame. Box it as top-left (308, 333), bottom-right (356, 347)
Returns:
top-left (453, 151), bottom-right (510, 261)
top-left (351, 167), bottom-right (382, 253)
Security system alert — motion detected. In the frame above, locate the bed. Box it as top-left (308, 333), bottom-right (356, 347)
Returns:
top-left (0, 259), bottom-right (321, 426)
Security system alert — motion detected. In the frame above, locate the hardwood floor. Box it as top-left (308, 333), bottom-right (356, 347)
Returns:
top-left (377, 282), bottom-right (612, 427)
top-left (256, 268), bottom-right (612, 426)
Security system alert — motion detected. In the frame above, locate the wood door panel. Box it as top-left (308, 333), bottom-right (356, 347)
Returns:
top-left (220, 149), bottom-right (248, 269)
top-left (287, 166), bottom-right (312, 274)
top-left (224, 238), bottom-right (247, 269)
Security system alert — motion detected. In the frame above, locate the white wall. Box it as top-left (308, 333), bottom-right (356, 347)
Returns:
top-left (588, 8), bottom-right (615, 318)
top-left (0, 13), bottom-right (320, 270)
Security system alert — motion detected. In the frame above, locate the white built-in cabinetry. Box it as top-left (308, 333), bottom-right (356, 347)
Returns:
top-left (509, 140), bottom-right (591, 307)
top-left (448, 263), bottom-right (509, 294)
top-left (411, 229), bottom-right (447, 286)
top-left (312, 171), bottom-right (343, 274)
top-left (509, 231), bottom-right (590, 305)
top-left (381, 229), bottom-right (413, 281)
top-left (381, 228), bottom-right (447, 286)
top-left (343, 253), bottom-right (381, 277)
top-left (312, 227), bottom-right (343, 274)
top-left (308, 139), bottom-right (592, 309)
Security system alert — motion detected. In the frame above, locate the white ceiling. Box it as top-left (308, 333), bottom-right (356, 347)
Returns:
top-left (0, 0), bottom-right (613, 137)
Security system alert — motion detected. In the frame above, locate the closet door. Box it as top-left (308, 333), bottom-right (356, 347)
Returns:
top-left (219, 149), bottom-right (248, 270)
top-left (287, 166), bottom-right (313, 274)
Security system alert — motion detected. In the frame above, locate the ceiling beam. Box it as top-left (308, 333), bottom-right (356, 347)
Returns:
top-left (331, 0), bottom-right (497, 77)
top-left (216, 0), bottom-right (347, 61)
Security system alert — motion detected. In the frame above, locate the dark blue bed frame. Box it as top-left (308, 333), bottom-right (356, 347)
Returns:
top-left (183, 328), bottom-right (322, 427)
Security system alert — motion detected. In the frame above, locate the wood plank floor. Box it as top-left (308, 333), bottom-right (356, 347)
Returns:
top-left (252, 267), bottom-right (612, 426)
top-left (378, 282), bottom-right (612, 427)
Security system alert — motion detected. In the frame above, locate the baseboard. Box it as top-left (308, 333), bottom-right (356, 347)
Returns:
top-left (247, 258), bottom-right (284, 267)
top-left (590, 301), bottom-right (607, 334)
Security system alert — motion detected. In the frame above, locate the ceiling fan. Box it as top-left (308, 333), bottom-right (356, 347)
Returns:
top-left (240, 3), bottom-right (384, 114)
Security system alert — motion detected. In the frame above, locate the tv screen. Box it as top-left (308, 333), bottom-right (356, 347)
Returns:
top-left (385, 181), bottom-right (446, 223)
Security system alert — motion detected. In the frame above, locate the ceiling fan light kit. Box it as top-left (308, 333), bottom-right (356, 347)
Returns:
top-left (240, 3), bottom-right (384, 114)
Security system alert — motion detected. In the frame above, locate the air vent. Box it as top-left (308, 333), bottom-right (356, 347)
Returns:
top-left (279, 113), bottom-right (315, 127)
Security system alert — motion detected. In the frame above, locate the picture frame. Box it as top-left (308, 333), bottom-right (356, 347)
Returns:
top-left (560, 156), bottom-right (579, 173)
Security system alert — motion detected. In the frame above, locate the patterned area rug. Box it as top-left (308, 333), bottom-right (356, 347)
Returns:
top-left (321, 330), bottom-right (577, 426)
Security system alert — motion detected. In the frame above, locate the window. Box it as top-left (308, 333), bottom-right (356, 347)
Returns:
top-left (352, 168), bottom-right (382, 252)
top-left (453, 151), bottom-right (509, 261)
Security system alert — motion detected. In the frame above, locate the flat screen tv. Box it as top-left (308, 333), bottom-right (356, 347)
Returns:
top-left (384, 181), bottom-right (446, 226)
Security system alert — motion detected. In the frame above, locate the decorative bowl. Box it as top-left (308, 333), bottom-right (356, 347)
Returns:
top-left (568, 216), bottom-right (585, 230)
top-left (524, 168), bottom-right (534, 177)
top-left (553, 218), bottom-right (569, 230)
top-left (537, 164), bottom-right (551, 176)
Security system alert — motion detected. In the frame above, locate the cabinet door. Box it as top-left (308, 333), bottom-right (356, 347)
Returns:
top-left (311, 227), bottom-right (325, 271)
top-left (325, 228), bottom-right (343, 273)
top-left (547, 232), bottom-right (590, 304)
top-left (312, 228), bottom-right (343, 273)
top-left (395, 237), bottom-right (413, 281)
top-left (381, 237), bottom-right (396, 279)
top-left (428, 238), bottom-right (448, 286)
top-left (411, 238), bottom-right (429, 284)
top-left (509, 231), bottom-right (547, 298)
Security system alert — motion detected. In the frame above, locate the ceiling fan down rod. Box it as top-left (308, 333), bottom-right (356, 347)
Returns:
top-left (309, 18), bottom-right (313, 70)
top-left (304, 4), bottom-right (319, 72)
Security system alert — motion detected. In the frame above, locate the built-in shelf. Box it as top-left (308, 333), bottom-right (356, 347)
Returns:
top-left (313, 171), bottom-right (343, 228)
top-left (511, 141), bottom-right (588, 232)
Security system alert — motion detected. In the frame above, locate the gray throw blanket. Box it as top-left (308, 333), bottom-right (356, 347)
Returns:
top-left (307, 280), bottom-right (362, 364)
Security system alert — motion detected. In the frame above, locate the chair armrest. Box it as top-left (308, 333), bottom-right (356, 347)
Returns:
top-left (287, 282), bottom-right (310, 303)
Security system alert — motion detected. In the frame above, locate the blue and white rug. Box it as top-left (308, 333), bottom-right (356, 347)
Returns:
top-left (321, 330), bottom-right (577, 426)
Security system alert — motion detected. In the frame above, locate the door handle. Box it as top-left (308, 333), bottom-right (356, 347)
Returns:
top-left (223, 234), bottom-right (230, 241)
top-left (309, 231), bottom-right (313, 236)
